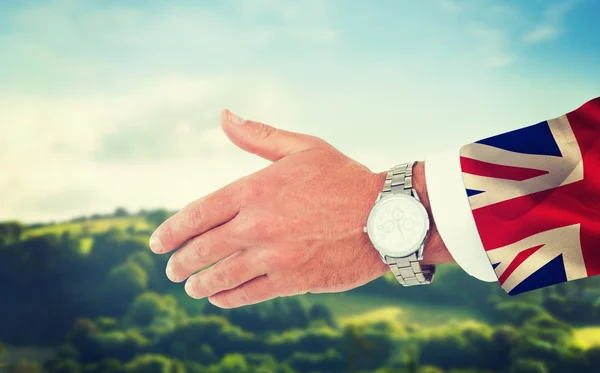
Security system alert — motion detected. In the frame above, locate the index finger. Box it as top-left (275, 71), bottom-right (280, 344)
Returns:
top-left (149, 179), bottom-right (244, 254)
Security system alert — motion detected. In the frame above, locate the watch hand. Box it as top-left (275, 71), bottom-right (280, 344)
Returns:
top-left (395, 221), bottom-right (405, 239)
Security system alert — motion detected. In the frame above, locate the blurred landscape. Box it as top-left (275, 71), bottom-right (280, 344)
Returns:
top-left (1, 209), bottom-right (600, 373)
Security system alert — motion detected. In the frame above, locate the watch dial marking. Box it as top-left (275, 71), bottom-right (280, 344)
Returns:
top-left (367, 195), bottom-right (428, 257)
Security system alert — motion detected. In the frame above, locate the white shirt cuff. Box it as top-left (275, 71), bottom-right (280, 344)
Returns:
top-left (425, 149), bottom-right (498, 282)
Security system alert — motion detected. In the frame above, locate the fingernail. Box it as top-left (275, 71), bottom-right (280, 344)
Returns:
top-left (149, 232), bottom-right (164, 253)
top-left (166, 262), bottom-right (178, 282)
top-left (228, 110), bottom-right (245, 125)
top-left (184, 279), bottom-right (195, 296)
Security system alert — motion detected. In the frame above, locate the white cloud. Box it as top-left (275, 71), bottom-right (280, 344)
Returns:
top-left (0, 73), bottom-right (291, 222)
top-left (524, 25), bottom-right (560, 43)
top-left (523, 0), bottom-right (576, 43)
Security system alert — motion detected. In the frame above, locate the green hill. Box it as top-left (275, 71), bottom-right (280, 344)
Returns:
top-left (23, 216), bottom-right (151, 238)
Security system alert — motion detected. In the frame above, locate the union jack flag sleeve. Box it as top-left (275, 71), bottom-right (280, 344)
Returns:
top-left (460, 97), bottom-right (600, 295)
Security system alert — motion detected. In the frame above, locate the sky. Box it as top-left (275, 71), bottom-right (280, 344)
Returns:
top-left (1, 0), bottom-right (599, 223)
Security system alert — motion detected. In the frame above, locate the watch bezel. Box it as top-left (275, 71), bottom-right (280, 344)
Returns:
top-left (366, 192), bottom-right (430, 258)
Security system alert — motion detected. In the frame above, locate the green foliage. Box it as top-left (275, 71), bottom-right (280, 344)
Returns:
top-left (9, 361), bottom-right (47, 373)
top-left (509, 359), bottom-right (548, 373)
top-left (144, 210), bottom-right (171, 229)
top-left (542, 293), bottom-right (600, 325)
top-left (0, 221), bottom-right (25, 247)
top-left (113, 208), bottom-right (129, 218)
top-left (55, 345), bottom-right (79, 361)
top-left (127, 251), bottom-right (154, 273)
top-left (214, 354), bottom-right (249, 373)
top-left (124, 292), bottom-right (180, 330)
top-left (203, 297), bottom-right (310, 334)
top-left (123, 354), bottom-right (184, 373)
top-left (106, 262), bottom-right (149, 305)
top-left (0, 341), bottom-right (4, 372)
top-left (417, 367), bottom-right (444, 373)
top-left (308, 303), bottom-right (336, 328)
top-left (419, 321), bottom-right (503, 372)
top-left (493, 301), bottom-right (549, 325)
top-left (285, 349), bottom-right (345, 373)
top-left (45, 359), bottom-right (81, 373)
top-left (82, 358), bottom-right (123, 373)
top-left (2, 216), bottom-right (600, 373)
top-left (157, 315), bottom-right (256, 358)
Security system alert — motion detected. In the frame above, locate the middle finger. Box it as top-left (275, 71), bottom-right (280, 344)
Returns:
top-left (165, 221), bottom-right (242, 283)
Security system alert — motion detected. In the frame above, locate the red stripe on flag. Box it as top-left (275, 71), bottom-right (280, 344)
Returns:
top-left (460, 156), bottom-right (549, 181)
top-left (498, 244), bottom-right (544, 284)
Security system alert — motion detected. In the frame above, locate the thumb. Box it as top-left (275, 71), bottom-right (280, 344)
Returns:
top-left (220, 109), bottom-right (320, 162)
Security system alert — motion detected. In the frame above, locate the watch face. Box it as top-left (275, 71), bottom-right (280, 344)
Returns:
top-left (366, 194), bottom-right (429, 258)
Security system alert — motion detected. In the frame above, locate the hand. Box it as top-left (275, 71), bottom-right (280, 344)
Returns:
top-left (149, 110), bottom-right (450, 308)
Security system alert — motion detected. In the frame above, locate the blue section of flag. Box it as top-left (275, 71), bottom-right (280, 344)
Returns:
top-left (477, 121), bottom-right (563, 157)
top-left (508, 254), bottom-right (568, 295)
top-left (492, 262), bottom-right (500, 270)
top-left (466, 189), bottom-right (485, 197)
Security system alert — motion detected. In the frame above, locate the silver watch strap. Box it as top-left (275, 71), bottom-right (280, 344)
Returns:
top-left (383, 162), bottom-right (435, 286)
top-left (385, 253), bottom-right (435, 286)
top-left (382, 162), bottom-right (414, 196)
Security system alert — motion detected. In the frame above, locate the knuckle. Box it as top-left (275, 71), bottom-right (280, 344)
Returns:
top-left (232, 215), bottom-right (270, 241)
top-left (264, 250), bottom-right (287, 268)
top-left (169, 255), bottom-right (185, 279)
top-left (306, 134), bottom-right (327, 148)
top-left (228, 264), bottom-right (244, 286)
top-left (218, 292), bottom-right (234, 308)
top-left (185, 204), bottom-right (204, 229)
top-left (192, 238), bottom-right (207, 257)
top-left (251, 122), bottom-right (277, 141)
top-left (229, 218), bottom-right (249, 240)
top-left (189, 277), bottom-right (207, 297)
top-left (237, 285), bottom-right (253, 304)
top-left (212, 264), bottom-right (230, 288)
top-left (249, 218), bottom-right (270, 238)
top-left (243, 177), bottom-right (266, 201)
top-left (159, 222), bottom-right (175, 246)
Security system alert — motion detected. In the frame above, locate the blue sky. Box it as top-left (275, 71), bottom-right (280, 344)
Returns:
top-left (1, 0), bottom-right (599, 222)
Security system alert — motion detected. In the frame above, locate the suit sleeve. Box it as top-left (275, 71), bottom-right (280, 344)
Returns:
top-left (459, 96), bottom-right (600, 295)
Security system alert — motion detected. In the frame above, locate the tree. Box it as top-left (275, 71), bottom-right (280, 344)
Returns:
top-left (124, 292), bottom-right (179, 328)
top-left (44, 359), bottom-right (81, 373)
top-left (9, 361), bottom-right (47, 373)
top-left (86, 359), bottom-right (122, 373)
top-left (215, 354), bottom-right (249, 373)
top-left (123, 354), bottom-right (184, 373)
top-left (510, 359), bottom-right (548, 373)
top-left (127, 251), bottom-right (154, 273)
top-left (308, 303), bottom-right (336, 327)
top-left (126, 225), bottom-right (137, 235)
top-left (0, 342), bottom-right (5, 372)
top-left (104, 262), bottom-right (149, 315)
top-left (0, 222), bottom-right (25, 247)
top-left (113, 207), bottom-right (129, 217)
top-left (145, 209), bottom-right (171, 229)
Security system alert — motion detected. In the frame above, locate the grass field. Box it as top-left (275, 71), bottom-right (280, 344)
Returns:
top-left (301, 292), bottom-right (489, 326)
top-left (172, 286), bottom-right (488, 328)
top-left (23, 217), bottom-right (151, 238)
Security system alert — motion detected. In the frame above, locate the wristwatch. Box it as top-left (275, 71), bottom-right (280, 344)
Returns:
top-left (363, 162), bottom-right (435, 286)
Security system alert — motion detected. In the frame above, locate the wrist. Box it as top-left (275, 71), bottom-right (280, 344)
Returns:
top-left (372, 162), bottom-right (453, 266)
